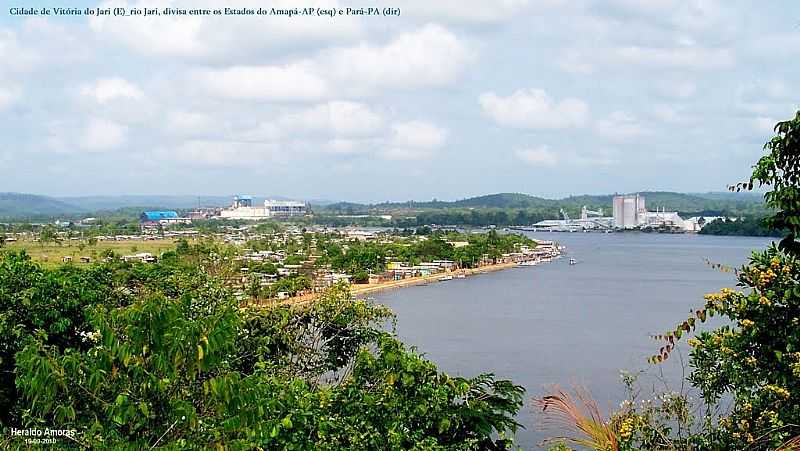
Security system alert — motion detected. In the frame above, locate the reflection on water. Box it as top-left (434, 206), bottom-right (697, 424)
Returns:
top-left (373, 233), bottom-right (773, 449)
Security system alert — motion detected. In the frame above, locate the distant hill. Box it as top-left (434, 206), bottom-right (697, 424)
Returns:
top-left (0, 191), bottom-right (767, 222)
top-left (56, 195), bottom-right (231, 211)
top-left (320, 191), bottom-right (765, 215)
top-left (0, 193), bottom-right (84, 220)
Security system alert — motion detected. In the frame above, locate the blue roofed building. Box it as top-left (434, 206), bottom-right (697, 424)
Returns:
top-left (140, 211), bottom-right (191, 228)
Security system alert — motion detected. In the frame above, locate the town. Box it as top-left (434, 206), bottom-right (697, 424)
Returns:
top-left (0, 194), bottom-right (567, 304)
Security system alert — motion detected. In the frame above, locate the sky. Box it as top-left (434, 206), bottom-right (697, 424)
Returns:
top-left (1, 0), bottom-right (798, 203)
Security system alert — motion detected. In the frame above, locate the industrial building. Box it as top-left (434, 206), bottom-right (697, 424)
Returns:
top-left (220, 196), bottom-right (308, 220)
top-left (140, 211), bottom-right (192, 227)
top-left (527, 194), bottom-right (719, 233)
top-left (612, 194), bottom-right (648, 229)
top-left (264, 200), bottom-right (307, 217)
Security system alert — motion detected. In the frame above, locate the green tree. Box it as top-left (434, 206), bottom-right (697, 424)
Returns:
top-left (38, 226), bottom-right (59, 246)
top-left (733, 111), bottom-right (800, 254)
top-left (3, 258), bottom-right (525, 449)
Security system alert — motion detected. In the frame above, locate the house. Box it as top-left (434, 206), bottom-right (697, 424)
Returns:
top-left (122, 253), bottom-right (157, 263)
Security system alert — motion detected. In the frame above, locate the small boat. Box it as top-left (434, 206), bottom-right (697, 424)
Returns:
top-left (569, 258), bottom-right (577, 265)
top-left (455, 273), bottom-right (466, 279)
top-left (517, 260), bottom-right (538, 267)
top-left (438, 275), bottom-right (454, 281)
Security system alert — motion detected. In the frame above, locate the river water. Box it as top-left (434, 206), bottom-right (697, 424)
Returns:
top-left (372, 233), bottom-right (774, 449)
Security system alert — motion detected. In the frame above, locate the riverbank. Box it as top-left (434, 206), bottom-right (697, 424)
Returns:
top-left (349, 261), bottom-right (521, 297)
top-left (270, 260), bottom-right (526, 308)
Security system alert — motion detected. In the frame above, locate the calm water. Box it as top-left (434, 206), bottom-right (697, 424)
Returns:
top-left (372, 233), bottom-right (773, 449)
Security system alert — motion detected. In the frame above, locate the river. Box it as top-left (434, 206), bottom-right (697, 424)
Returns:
top-left (372, 233), bottom-right (774, 449)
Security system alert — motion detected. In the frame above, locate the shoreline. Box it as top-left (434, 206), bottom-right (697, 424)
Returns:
top-left (271, 260), bottom-right (525, 308)
top-left (349, 261), bottom-right (521, 297)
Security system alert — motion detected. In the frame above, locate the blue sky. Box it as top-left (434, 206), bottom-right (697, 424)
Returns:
top-left (1, 0), bottom-right (798, 202)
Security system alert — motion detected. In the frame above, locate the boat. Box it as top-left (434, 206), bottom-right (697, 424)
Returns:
top-left (517, 260), bottom-right (538, 267)
top-left (438, 275), bottom-right (454, 281)
top-left (455, 273), bottom-right (466, 279)
top-left (569, 258), bottom-right (577, 265)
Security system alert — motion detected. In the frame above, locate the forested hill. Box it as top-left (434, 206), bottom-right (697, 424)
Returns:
top-left (0, 190), bottom-right (766, 222)
top-left (320, 191), bottom-right (766, 216)
top-left (0, 193), bottom-right (84, 220)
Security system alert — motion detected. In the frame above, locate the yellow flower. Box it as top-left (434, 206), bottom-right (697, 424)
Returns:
top-left (618, 417), bottom-right (635, 440)
top-left (740, 319), bottom-right (755, 328)
top-left (688, 338), bottom-right (700, 347)
top-left (764, 385), bottom-right (791, 399)
top-left (759, 296), bottom-right (771, 306)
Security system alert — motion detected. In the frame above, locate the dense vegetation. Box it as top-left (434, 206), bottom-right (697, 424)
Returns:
top-left (314, 230), bottom-right (537, 274)
top-left (317, 191), bottom-right (768, 228)
top-left (699, 216), bottom-right (785, 237)
top-left (0, 246), bottom-right (524, 449)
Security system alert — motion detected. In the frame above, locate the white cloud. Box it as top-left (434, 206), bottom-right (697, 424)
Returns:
top-left (399, 0), bottom-right (538, 24)
top-left (651, 104), bottom-right (682, 123)
top-left (558, 49), bottom-right (595, 74)
top-left (167, 139), bottom-right (280, 167)
top-left (515, 146), bottom-right (559, 166)
top-left (89, 0), bottom-right (361, 62)
top-left (384, 121), bottom-right (448, 160)
top-left (325, 24), bottom-right (473, 90)
top-left (81, 118), bottom-right (128, 151)
top-left (753, 117), bottom-right (777, 134)
top-left (164, 110), bottom-right (218, 137)
top-left (80, 78), bottom-right (144, 104)
top-left (0, 29), bottom-right (39, 74)
top-left (238, 122), bottom-right (282, 142)
top-left (479, 89), bottom-right (589, 129)
top-left (0, 85), bottom-right (21, 111)
top-left (279, 101), bottom-right (384, 137)
top-left (656, 79), bottom-right (696, 98)
top-left (613, 45), bottom-right (733, 70)
top-left (516, 145), bottom-right (618, 167)
top-left (747, 32), bottom-right (800, 60)
top-left (181, 25), bottom-right (471, 102)
top-left (191, 63), bottom-right (329, 102)
top-left (327, 139), bottom-right (361, 154)
top-left (594, 111), bottom-right (648, 141)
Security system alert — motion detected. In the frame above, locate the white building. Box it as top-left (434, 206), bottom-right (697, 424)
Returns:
top-left (641, 210), bottom-right (685, 230)
top-left (220, 196), bottom-right (307, 220)
top-left (683, 216), bottom-right (727, 232)
top-left (264, 200), bottom-right (307, 217)
top-left (613, 194), bottom-right (647, 229)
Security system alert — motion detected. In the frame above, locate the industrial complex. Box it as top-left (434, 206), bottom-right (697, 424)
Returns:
top-left (138, 193), bottom-right (723, 234)
top-left (525, 194), bottom-right (723, 233)
top-left (219, 196), bottom-right (308, 220)
top-left (139, 195), bottom-right (309, 229)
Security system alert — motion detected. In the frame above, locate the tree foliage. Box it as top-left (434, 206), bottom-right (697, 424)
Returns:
top-left (0, 250), bottom-right (525, 449)
top-left (733, 111), bottom-right (800, 254)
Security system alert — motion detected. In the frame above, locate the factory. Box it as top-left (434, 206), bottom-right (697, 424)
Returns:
top-left (219, 195), bottom-right (308, 220)
top-left (139, 211), bottom-right (192, 227)
top-left (612, 194), bottom-right (686, 232)
top-left (526, 194), bottom-right (719, 233)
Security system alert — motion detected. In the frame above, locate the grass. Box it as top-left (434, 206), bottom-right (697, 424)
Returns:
top-left (533, 385), bottom-right (619, 451)
top-left (3, 238), bottom-right (183, 267)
